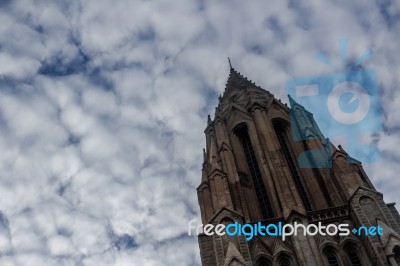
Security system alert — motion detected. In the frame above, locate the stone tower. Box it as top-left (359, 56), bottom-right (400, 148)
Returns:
top-left (197, 65), bottom-right (400, 265)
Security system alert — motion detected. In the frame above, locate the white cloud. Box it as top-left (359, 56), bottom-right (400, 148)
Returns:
top-left (0, 53), bottom-right (40, 79)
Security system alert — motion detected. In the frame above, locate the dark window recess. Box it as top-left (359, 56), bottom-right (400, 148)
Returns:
top-left (394, 246), bottom-right (400, 264)
top-left (326, 250), bottom-right (339, 266)
top-left (275, 129), bottom-right (312, 211)
top-left (257, 259), bottom-right (272, 266)
top-left (279, 256), bottom-right (291, 266)
top-left (347, 246), bottom-right (362, 266)
top-left (237, 128), bottom-right (274, 219)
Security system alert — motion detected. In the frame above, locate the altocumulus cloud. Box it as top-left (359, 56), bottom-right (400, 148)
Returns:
top-left (0, 0), bottom-right (399, 265)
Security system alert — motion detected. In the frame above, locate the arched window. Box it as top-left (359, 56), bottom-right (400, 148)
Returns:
top-left (257, 258), bottom-right (272, 266)
top-left (277, 254), bottom-right (292, 266)
top-left (273, 121), bottom-right (312, 211)
top-left (346, 245), bottom-right (362, 266)
top-left (394, 246), bottom-right (400, 264)
top-left (234, 124), bottom-right (274, 219)
top-left (324, 248), bottom-right (339, 266)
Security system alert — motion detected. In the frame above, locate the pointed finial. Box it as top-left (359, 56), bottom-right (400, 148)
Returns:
top-left (228, 57), bottom-right (232, 69)
top-left (288, 94), bottom-right (297, 107)
top-left (207, 114), bottom-right (212, 125)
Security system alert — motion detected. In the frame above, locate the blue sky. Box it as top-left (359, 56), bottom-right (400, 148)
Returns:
top-left (0, 1), bottom-right (399, 265)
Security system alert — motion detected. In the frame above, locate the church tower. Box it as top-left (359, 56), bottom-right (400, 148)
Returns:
top-left (197, 64), bottom-right (400, 265)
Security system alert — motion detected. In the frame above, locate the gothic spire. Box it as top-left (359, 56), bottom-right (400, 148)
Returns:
top-left (288, 94), bottom-right (297, 108)
top-left (288, 94), bottom-right (326, 141)
top-left (288, 94), bottom-right (306, 110)
top-left (288, 94), bottom-right (314, 117)
top-left (224, 61), bottom-right (257, 92)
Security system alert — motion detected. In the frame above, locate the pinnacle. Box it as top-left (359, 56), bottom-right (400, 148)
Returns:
top-left (288, 94), bottom-right (310, 111)
top-left (225, 66), bottom-right (257, 92)
top-left (288, 94), bottom-right (299, 108)
top-left (288, 94), bottom-right (313, 116)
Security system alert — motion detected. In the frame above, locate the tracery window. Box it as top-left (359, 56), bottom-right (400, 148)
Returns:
top-left (325, 248), bottom-right (339, 266)
top-left (346, 245), bottom-right (362, 266)
top-left (278, 254), bottom-right (292, 266)
top-left (274, 122), bottom-right (312, 211)
top-left (235, 124), bottom-right (274, 219)
top-left (257, 258), bottom-right (271, 266)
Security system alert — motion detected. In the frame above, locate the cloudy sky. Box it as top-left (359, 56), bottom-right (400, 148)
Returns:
top-left (0, 0), bottom-right (399, 265)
